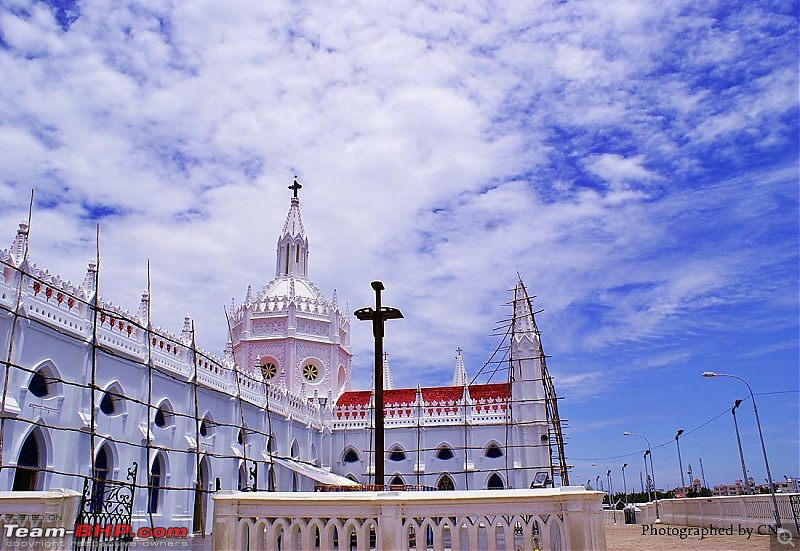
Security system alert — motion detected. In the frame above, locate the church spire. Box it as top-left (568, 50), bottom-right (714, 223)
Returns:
top-left (453, 347), bottom-right (468, 386)
top-left (275, 177), bottom-right (309, 278)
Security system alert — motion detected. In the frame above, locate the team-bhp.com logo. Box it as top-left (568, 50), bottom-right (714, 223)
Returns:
top-left (74, 524), bottom-right (188, 539)
top-left (4, 523), bottom-right (188, 541)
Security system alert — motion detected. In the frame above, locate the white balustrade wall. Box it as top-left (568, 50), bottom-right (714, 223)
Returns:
top-left (213, 487), bottom-right (605, 551)
top-left (0, 489), bottom-right (81, 547)
top-left (636, 493), bottom-right (799, 536)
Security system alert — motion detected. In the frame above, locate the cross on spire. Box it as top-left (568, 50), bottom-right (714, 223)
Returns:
top-left (383, 352), bottom-right (389, 361)
top-left (456, 347), bottom-right (462, 356)
top-left (289, 176), bottom-right (302, 198)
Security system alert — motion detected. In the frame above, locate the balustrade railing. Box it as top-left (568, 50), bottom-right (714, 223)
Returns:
top-left (213, 486), bottom-right (605, 550)
top-left (636, 493), bottom-right (799, 536)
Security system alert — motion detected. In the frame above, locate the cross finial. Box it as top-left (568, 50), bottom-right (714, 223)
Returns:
top-left (383, 352), bottom-right (389, 361)
top-left (289, 176), bottom-right (302, 198)
top-left (456, 347), bottom-right (462, 356)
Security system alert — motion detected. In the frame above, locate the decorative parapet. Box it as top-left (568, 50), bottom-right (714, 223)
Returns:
top-left (212, 487), bottom-right (605, 551)
top-left (0, 252), bottom-right (322, 424)
top-left (335, 383), bottom-right (518, 428)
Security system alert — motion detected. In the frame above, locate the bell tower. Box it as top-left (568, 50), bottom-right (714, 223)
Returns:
top-left (228, 179), bottom-right (353, 400)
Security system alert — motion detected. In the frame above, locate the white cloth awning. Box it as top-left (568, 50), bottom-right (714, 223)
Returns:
top-left (271, 456), bottom-right (358, 486)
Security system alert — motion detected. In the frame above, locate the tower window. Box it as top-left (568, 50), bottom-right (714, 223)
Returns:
top-left (302, 363), bottom-right (320, 382)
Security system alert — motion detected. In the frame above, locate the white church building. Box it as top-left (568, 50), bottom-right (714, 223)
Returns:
top-left (0, 188), bottom-right (562, 534)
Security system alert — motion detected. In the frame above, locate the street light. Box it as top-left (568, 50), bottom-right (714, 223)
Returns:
top-left (675, 429), bottom-right (686, 497)
top-left (703, 372), bottom-right (781, 528)
top-left (354, 281), bottom-right (403, 487)
top-left (624, 431), bottom-right (661, 523)
top-left (621, 463), bottom-right (628, 506)
top-left (731, 399), bottom-right (751, 495)
top-left (593, 463), bottom-right (616, 523)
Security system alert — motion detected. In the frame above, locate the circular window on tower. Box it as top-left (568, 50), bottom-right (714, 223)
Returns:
top-left (302, 363), bottom-right (319, 382)
top-left (260, 360), bottom-right (278, 381)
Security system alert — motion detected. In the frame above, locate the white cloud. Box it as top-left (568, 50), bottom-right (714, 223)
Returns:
top-left (0, 0), bottom-right (795, 460)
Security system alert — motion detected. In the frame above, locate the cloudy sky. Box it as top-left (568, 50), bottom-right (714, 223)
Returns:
top-left (1, 0), bottom-right (797, 488)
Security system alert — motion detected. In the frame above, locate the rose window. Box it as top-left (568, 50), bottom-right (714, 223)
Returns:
top-left (261, 362), bottom-right (277, 381)
top-left (302, 363), bottom-right (319, 382)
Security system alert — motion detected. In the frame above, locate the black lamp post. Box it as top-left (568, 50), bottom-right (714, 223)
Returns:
top-left (703, 372), bottom-right (780, 528)
top-left (731, 399), bottom-right (751, 494)
top-left (675, 429), bottom-right (686, 496)
top-left (621, 463), bottom-right (628, 506)
top-left (625, 431), bottom-right (661, 523)
top-left (354, 281), bottom-right (403, 488)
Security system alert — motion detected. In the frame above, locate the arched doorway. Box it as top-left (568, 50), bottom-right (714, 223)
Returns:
top-left (13, 429), bottom-right (43, 491)
top-left (148, 453), bottom-right (165, 513)
top-left (91, 444), bottom-right (112, 511)
top-left (193, 456), bottom-right (210, 534)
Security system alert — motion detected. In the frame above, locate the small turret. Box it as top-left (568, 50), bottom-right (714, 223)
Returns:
top-left (10, 222), bottom-right (29, 266)
top-left (137, 291), bottom-right (149, 324)
top-left (453, 347), bottom-right (468, 386)
top-left (83, 262), bottom-right (98, 298)
top-left (181, 314), bottom-right (192, 344)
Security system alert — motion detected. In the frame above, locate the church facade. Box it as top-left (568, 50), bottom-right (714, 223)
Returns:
top-left (0, 189), bottom-right (556, 533)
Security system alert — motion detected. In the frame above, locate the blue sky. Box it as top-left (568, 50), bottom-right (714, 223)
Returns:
top-left (0, 0), bottom-right (797, 489)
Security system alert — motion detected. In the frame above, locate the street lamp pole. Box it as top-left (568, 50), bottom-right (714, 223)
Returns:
top-left (593, 463), bottom-right (616, 523)
top-left (624, 431), bottom-right (661, 523)
top-left (703, 372), bottom-right (780, 528)
top-left (675, 429), bottom-right (686, 497)
top-left (731, 399), bottom-right (751, 494)
top-left (621, 463), bottom-right (628, 506)
top-left (354, 282), bottom-right (403, 488)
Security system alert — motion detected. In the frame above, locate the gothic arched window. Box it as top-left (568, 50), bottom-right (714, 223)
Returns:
top-left (148, 453), bottom-right (165, 513)
top-left (342, 448), bottom-right (360, 464)
top-left (436, 445), bottom-right (455, 460)
top-left (12, 430), bottom-right (42, 491)
top-left (487, 473), bottom-right (504, 490)
top-left (485, 443), bottom-right (503, 458)
top-left (388, 446), bottom-right (406, 461)
top-left (28, 371), bottom-right (49, 398)
top-left (437, 474), bottom-right (455, 491)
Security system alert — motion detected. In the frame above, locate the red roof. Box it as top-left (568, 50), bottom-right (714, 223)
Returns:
top-left (336, 390), bottom-right (370, 408)
top-left (468, 382), bottom-right (510, 401)
top-left (335, 383), bottom-right (510, 417)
